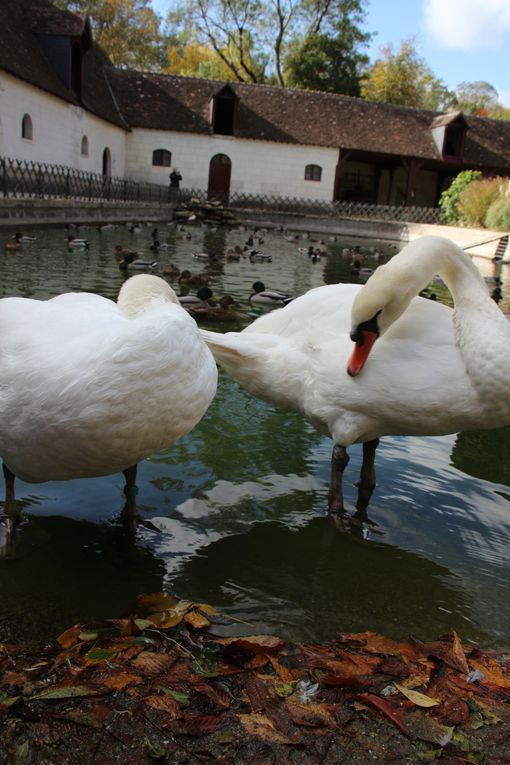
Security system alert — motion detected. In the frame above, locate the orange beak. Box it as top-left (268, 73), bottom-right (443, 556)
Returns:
top-left (347, 330), bottom-right (378, 377)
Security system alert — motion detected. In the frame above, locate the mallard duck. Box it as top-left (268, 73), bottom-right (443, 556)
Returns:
top-left (178, 287), bottom-right (214, 307)
top-left (67, 236), bottom-right (90, 248)
top-left (0, 275), bottom-right (217, 532)
top-left (249, 250), bottom-right (272, 263)
top-left (249, 282), bottom-right (294, 307)
top-left (178, 270), bottom-right (209, 286)
top-left (118, 253), bottom-right (157, 272)
top-left (13, 232), bottom-right (36, 243)
top-left (163, 263), bottom-right (181, 277)
top-left (188, 295), bottom-right (237, 322)
top-left (114, 245), bottom-right (139, 261)
top-left (200, 236), bottom-right (510, 514)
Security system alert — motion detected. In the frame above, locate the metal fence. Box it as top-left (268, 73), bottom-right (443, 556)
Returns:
top-left (0, 156), bottom-right (171, 204)
top-left (178, 188), bottom-right (442, 224)
top-left (0, 155), bottom-right (442, 224)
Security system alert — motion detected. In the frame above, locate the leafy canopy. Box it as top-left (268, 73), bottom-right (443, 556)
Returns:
top-left (360, 38), bottom-right (452, 110)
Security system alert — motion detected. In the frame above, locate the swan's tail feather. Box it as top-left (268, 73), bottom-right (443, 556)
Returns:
top-left (199, 329), bottom-right (248, 360)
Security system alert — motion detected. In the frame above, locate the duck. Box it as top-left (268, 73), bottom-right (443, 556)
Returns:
top-left (13, 232), bottom-right (36, 243)
top-left (5, 239), bottom-right (21, 251)
top-left (179, 287), bottom-right (213, 308)
top-left (0, 275), bottom-right (217, 533)
top-left (187, 295), bottom-right (238, 322)
top-left (118, 253), bottom-right (157, 272)
top-left (249, 281), bottom-right (294, 307)
top-left (199, 236), bottom-right (510, 514)
top-left (249, 250), bottom-right (272, 263)
top-left (178, 270), bottom-right (209, 286)
top-left (162, 263), bottom-right (181, 277)
top-left (114, 245), bottom-right (139, 261)
top-left (67, 236), bottom-right (90, 248)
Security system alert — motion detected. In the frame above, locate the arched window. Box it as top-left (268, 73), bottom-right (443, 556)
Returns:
top-left (81, 135), bottom-right (89, 156)
top-left (152, 149), bottom-right (171, 167)
top-left (102, 147), bottom-right (111, 177)
top-left (21, 114), bottom-right (33, 140)
top-left (304, 164), bottom-right (322, 182)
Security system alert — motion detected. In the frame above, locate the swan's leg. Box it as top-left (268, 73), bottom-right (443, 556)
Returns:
top-left (328, 445), bottom-right (349, 513)
top-left (121, 464), bottom-right (138, 534)
top-left (2, 463), bottom-right (20, 525)
top-left (357, 438), bottom-right (379, 490)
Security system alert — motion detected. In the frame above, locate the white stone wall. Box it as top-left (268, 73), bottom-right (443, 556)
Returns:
top-left (125, 129), bottom-right (338, 200)
top-left (0, 72), bottom-right (127, 176)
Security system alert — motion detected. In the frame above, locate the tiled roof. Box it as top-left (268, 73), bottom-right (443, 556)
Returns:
top-left (2, 0), bottom-right (509, 171)
top-left (0, 0), bottom-right (127, 130)
top-left (107, 69), bottom-right (510, 170)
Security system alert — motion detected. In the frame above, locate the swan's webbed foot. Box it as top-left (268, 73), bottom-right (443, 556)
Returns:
top-left (328, 444), bottom-right (349, 514)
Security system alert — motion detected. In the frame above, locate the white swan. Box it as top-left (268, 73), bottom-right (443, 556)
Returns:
top-left (200, 236), bottom-right (510, 512)
top-left (0, 275), bottom-right (217, 530)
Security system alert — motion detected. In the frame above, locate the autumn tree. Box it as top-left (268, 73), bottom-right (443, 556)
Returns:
top-left (54, 0), bottom-right (164, 71)
top-left (360, 38), bottom-right (452, 110)
top-left (452, 81), bottom-right (501, 116)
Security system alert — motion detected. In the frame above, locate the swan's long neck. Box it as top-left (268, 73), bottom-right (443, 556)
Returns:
top-left (381, 237), bottom-right (510, 420)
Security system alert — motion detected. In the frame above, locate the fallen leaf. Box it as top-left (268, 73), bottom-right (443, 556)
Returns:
top-left (216, 635), bottom-right (286, 654)
top-left (56, 625), bottom-right (81, 649)
top-left (101, 671), bottom-right (142, 691)
top-left (343, 631), bottom-right (417, 659)
top-left (144, 694), bottom-right (181, 718)
top-left (184, 610), bottom-right (211, 629)
top-left (406, 711), bottom-right (454, 746)
top-left (136, 592), bottom-right (179, 615)
top-left (31, 685), bottom-right (105, 700)
top-left (85, 648), bottom-right (119, 664)
top-left (131, 652), bottom-right (176, 676)
top-left (357, 693), bottom-right (410, 737)
top-left (238, 712), bottom-right (298, 745)
top-left (394, 683), bottom-right (440, 708)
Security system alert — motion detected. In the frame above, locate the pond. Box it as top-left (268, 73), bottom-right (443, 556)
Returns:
top-left (0, 221), bottom-right (509, 650)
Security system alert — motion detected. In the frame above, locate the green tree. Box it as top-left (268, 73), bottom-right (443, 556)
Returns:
top-left (54, 0), bottom-right (164, 70)
top-left (360, 38), bottom-right (452, 109)
top-left (285, 5), bottom-right (371, 94)
top-left (165, 0), bottom-right (370, 87)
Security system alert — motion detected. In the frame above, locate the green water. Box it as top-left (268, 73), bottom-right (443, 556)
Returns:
top-left (0, 222), bottom-right (509, 648)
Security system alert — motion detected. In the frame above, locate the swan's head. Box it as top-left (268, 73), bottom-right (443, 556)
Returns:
top-left (117, 274), bottom-right (180, 318)
top-left (347, 260), bottom-right (418, 377)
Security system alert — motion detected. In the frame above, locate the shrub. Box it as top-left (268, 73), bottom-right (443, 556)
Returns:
top-left (457, 177), bottom-right (502, 226)
top-left (439, 170), bottom-right (482, 224)
top-left (485, 196), bottom-right (510, 230)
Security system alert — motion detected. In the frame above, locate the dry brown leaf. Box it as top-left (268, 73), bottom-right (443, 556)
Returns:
top-left (469, 657), bottom-right (510, 689)
top-left (341, 632), bottom-right (417, 659)
top-left (286, 698), bottom-right (336, 728)
top-left (268, 657), bottom-right (300, 683)
top-left (184, 610), bottom-right (211, 629)
top-left (238, 712), bottom-right (298, 745)
top-left (131, 652), bottom-right (176, 676)
top-left (56, 625), bottom-right (81, 649)
top-left (101, 672), bottom-right (142, 691)
top-left (216, 635), bottom-right (286, 654)
top-left (144, 693), bottom-right (181, 718)
top-left (451, 631), bottom-right (469, 675)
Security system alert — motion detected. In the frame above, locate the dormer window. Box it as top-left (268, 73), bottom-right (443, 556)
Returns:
top-left (211, 85), bottom-right (239, 136)
top-left (430, 111), bottom-right (467, 160)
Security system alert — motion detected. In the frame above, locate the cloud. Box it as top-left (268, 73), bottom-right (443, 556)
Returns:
top-left (423, 0), bottom-right (510, 49)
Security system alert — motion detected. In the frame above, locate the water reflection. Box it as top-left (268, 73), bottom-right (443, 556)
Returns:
top-left (1, 223), bottom-right (509, 648)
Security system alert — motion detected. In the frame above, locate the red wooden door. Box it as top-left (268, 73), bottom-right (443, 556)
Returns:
top-left (207, 154), bottom-right (231, 202)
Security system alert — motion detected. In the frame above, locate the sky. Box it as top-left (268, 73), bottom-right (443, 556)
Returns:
top-left (149, 0), bottom-right (510, 106)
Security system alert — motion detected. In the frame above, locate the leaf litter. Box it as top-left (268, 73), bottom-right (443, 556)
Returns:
top-left (0, 593), bottom-right (509, 764)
